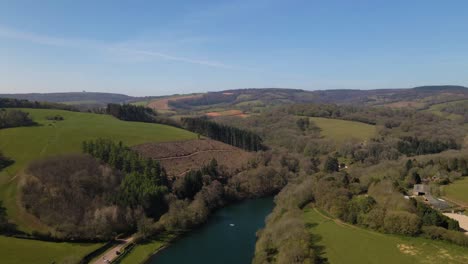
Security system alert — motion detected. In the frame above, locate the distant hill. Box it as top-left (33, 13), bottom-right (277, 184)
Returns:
top-left (0, 92), bottom-right (135, 105)
top-left (162, 85), bottom-right (468, 111)
top-left (2, 85), bottom-right (467, 110)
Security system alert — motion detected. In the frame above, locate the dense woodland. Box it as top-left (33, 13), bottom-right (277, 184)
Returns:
top-left (22, 154), bottom-right (130, 239)
top-left (106, 103), bottom-right (181, 127)
top-left (82, 139), bottom-right (169, 219)
top-left (181, 117), bottom-right (264, 151)
top-left (106, 103), bottom-right (156, 123)
top-left (0, 109), bottom-right (36, 129)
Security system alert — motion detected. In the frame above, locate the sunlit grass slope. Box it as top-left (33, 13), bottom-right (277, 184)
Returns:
top-left (0, 108), bottom-right (196, 232)
top-left (304, 208), bottom-right (468, 264)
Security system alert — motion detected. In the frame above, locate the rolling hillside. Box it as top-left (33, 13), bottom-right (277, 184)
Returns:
top-left (0, 108), bottom-right (196, 232)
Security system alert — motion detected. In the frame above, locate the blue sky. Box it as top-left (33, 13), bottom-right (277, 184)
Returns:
top-left (1, 0), bottom-right (468, 96)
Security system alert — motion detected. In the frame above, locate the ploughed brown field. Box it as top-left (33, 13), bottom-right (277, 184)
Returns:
top-left (132, 139), bottom-right (254, 177)
top-left (147, 94), bottom-right (202, 110)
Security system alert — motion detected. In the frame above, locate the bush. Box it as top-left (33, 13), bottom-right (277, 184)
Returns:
top-left (383, 211), bottom-right (421, 236)
top-left (422, 226), bottom-right (468, 247)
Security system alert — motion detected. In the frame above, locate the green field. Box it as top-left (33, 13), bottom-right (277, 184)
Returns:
top-left (424, 100), bottom-right (467, 121)
top-left (443, 177), bottom-right (468, 206)
top-left (310, 117), bottom-right (376, 143)
top-left (119, 234), bottom-right (175, 264)
top-left (0, 108), bottom-right (196, 232)
top-left (304, 208), bottom-right (468, 264)
top-left (0, 235), bottom-right (103, 264)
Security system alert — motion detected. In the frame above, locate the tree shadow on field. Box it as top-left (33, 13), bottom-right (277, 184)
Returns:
top-left (306, 222), bottom-right (329, 264)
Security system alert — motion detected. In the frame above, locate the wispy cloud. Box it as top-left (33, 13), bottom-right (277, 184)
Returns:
top-left (0, 25), bottom-right (238, 69)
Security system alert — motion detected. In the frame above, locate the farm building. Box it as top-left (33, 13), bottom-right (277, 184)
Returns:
top-left (413, 184), bottom-right (430, 196)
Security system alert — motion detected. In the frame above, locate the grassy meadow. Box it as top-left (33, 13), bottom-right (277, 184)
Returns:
top-left (0, 236), bottom-right (103, 264)
top-left (119, 234), bottom-right (175, 264)
top-left (0, 108), bottom-right (196, 232)
top-left (424, 100), bottom-right (467, 121)
top-left (310, 117), bottom-right (376, 143)
top-left (443, 177), bottom-right (468, 206)
top-left (304, 208), bottom-right (468, 264)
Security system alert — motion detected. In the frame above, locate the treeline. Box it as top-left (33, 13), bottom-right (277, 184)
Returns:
top-left (0, 98), bottom-right (76, 111)
top-left (397, 136), bottom-right (460, 156)
top-left (82, 139), bottom-right (169, 218)
top-left (253, 174), bottom-right (326, 264)
top-left (0, 109), bottom-right (36, 129)
top-left (181, 117), bottom-right (264, 151)
top-left (106, 103), bottom-right (156, 123)
top-left (106, 103), bottom-right (180, 127)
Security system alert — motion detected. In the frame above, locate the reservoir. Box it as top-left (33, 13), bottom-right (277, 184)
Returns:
top-left (147, 196), bottom-right (274, 264)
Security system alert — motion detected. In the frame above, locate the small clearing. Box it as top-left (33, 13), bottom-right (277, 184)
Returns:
top-left (310, 117), bottom-right (376, 143)
top-left (133, 139), bottom-right (254, 177)
top-left (443, 177), bottom-right (468, 207)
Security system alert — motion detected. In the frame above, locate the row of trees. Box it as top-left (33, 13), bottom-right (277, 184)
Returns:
top-left (106, 103), bottom-right (156, 123)
top-left (82, 139), bottom-right (169, 218)
top-left (181, 117), bottom-right (264, 151)
top-left (0, 98), bottom-right (76, 111)
top-left (106, 103), bottom-right (181, 127)
top-left (397, 136), bottom-right (460, 156)
top-left (0, 109), bottom-right (36, 129)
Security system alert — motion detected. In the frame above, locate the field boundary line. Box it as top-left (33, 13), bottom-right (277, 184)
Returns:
top-left (156, 149), bottom-right (235, 161)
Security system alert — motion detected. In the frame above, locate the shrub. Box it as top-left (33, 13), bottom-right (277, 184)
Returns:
top-left (383, 211), bottom-right (421, 236)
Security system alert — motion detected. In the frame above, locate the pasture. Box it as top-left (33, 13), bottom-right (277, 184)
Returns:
top-left (424, 100), bottom-right (467, 121)
top-left (0, 236), bottom-right (102, 264)
top-left (304, 208), bottom-right (468, 264)
top-left (309, 117), bottom-right (376, 143)
top-left (119, 234), bottom-right (175, 264)
top-left (0, 108), bottom-right (196, 232)
top-left (443, 177), bottom-right (468, 206)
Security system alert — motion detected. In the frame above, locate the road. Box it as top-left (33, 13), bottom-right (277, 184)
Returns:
top-left (92, 236), bottom-right (134, 264)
